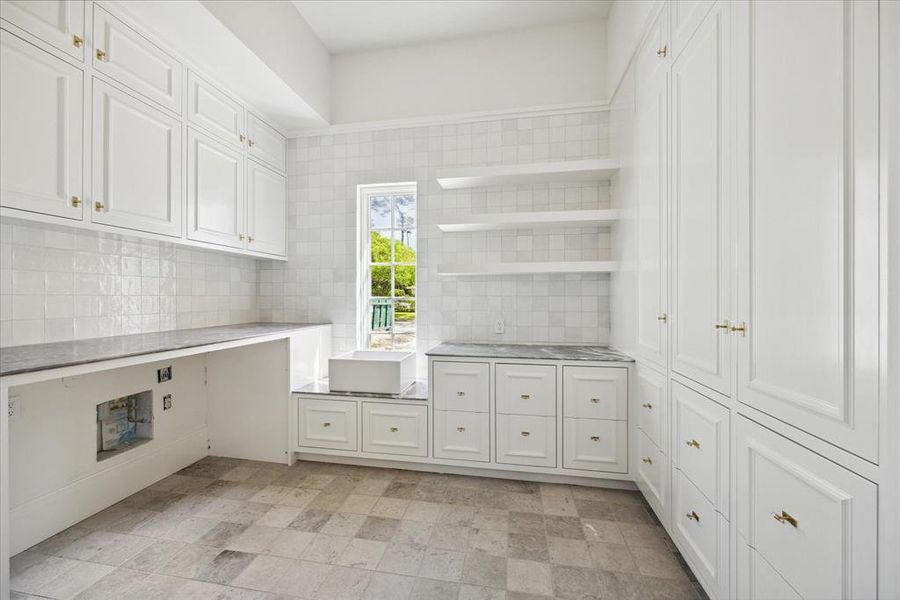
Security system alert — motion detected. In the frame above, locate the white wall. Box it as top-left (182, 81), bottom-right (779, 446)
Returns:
top-left (331, 20), bottom-right (607, 125)
top-left (606, 0), bottom-right (659, 99)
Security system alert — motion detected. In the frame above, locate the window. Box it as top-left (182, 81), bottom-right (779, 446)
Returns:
top-left (358, 183), bottom-right (416, 351)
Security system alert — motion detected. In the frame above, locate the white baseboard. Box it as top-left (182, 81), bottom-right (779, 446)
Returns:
top-left (10, 428), bottom-right (208, 555)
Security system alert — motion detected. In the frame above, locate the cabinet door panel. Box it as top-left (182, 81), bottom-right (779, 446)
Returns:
top-left (362, 402), bottom-right (427, 457)
top-left (187, 70), bottom-right (244, 147)
top-left (671, 3), bottom-right (732, 396)
top-left (247, 159), bottom-right (286, 257)
top-left (186, 128), bottom-right (245, 249)
top-left (0, 0), bottom-right (84, 60)
top-left (298, 398), bottom-right (357, 452)
top-left (92, 79), bottom-right (181, 237)
top-left (433, 361), bottom-right (490, 413)
top-left (92, 4), bottom-right (182, 114)
top-left (247, 112), bottom-right (285, 172)
top-left (562, 418), bottom-right (627, 473)
top-left (0, 30), bottom-right (82, 219)
top-left (563, 366), bottom-right (627, 420)
top-left (434, 410), bottom-right (490, 462)
top-left (635, 363), bottom-right (667, 449)
top-left (734, 0), bottom-right (879, 460)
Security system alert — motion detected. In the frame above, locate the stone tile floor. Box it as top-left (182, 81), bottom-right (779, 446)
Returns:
top-left (11, 457), bottom-right (709, 599)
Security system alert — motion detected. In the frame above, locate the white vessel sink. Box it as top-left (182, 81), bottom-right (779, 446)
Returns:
top-left (328, 351), bottom-right (416, 395)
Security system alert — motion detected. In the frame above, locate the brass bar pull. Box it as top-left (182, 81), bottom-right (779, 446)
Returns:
top-left (389, 427), bottom-right (399, 432)
top-left (641, 403), bottom-right (653, 409)
top-left (715, 320), bottom-right (730, 330)
top-left (773, 511), bottom-right (798, 528)
top-left (96, 48), bottom-right (106, 61)
top-left (731, 322), bottom-right (747, 336)
top-left (590, 436), bottom-right (600, 442)
top-left (457, 426), bottom-right (466, 432)
top-left (686, 510), bottom-right (700, 522)
top-left (642, 457), bottom-right (653, 464)
top-left (71, 196), bottom-right (81, 207)
top-left (590, 397), bottom-right (600, 404)
top-left (323, 422), bottom-right (331, 427)
top-left (94, 201), bottom-right (104, 212)
top-left (657, 312), bottom-right (668, 322)
top-left (521, 431), bottom-right (530, 437)
top-left (456, 391), bottom-right (466, 396)
top-left (686, 439), bottom-right (701, 449)
top-left (239, 133), bottom-right (246, 143)
top-left (73, 34), bottom-right (83, 48)
top-left (520, 394), bottom-right (531, 400)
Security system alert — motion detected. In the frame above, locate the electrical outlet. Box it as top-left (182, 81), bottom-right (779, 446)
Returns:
top-left (8, 395), bottom-right (21, 422)
top-left (163, 394), bottom-right (173, 410)
top-left (495, 319), bottom-right (505, 334)
top-left (157, 366), bottom-right (172, 383)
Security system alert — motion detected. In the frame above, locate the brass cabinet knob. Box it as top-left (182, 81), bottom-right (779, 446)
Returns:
top-left (249, 139), bottom-right (255, 147)
top-left (94, 201), bottom-right (104, 212)
top-left (71, 195), bottom-right (81, 207)
top-left (657, 312), bottom-right (668, 322)
top-left (686, 439), bottom-right (701, 449)
top-left (714, 320), bottom-right (730, 330)
top-left (248, 236), bottom-right (254, 243)
top-left (389, 427), bottom-right (399, 432)
top-left (590, 397), bottom-right (600, 404)
top-left (521, 431), bottom-right (530, 437)
top-left (590, 435), bottom-right (600, 442)
top-left (239, 133), bottom-right (246, 143)
top-left (456, 391), bottom-right (466, 396)
top-left (773, 510), bottom-right (798, 528)
top-left (657, 45), bottom-right (668, 58)
top-left (641, 403), bottom-right (653, 409)
top-left (73, 34), bottom-right (83, 48)
top-left (96, 48), bottom-right (106, 61)
top-left (457, 426), bottom-right (466, 432)
top-left (686, 510), bottom-right (700, 522)
top-left (731, 322), bottom-right (747, 336)
top-left (239, 233), bottom-right (245, 241)
top-left (323, 422), bottom-right (331, 427)
top-left (642, 457), bottom-right (653, 464)
top-left (520, 394), bottom-right (531, 400)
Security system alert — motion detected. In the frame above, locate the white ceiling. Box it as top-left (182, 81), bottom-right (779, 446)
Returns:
top-left (292, 0), bottom-right (612, 54)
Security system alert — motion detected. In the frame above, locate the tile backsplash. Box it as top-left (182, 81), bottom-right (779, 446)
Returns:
top-left (0, 219), bottom-right (258, 347)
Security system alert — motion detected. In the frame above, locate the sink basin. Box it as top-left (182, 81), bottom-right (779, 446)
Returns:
top-left (328, 351), bottom-right (416, 395)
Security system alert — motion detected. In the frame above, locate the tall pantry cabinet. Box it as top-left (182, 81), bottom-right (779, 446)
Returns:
top-left (626, 1), bottom-right (885, 599)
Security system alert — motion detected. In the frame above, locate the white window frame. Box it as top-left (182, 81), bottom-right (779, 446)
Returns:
top-left (356, 182), bottom-right (417, 351)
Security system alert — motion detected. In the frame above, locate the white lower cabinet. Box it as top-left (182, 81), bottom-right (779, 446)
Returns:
top-left (737, 539), bottom-right (801, 600)
top-left (298, 398), bottom-right (357, 451)
top-left (496, 363), bottom-right (556, 416)
top-left (434, 410), bottom-right (489, 462)
top-left (672, 469), bottom-right (728, 599)
top-left (433, 361), bottom-right (489, 412)
top-left (496, 414), bottom-right (556, 467)
top-left (635, 363), bottom-right (666, 449)
top-left (362, 402), bottom-right (428, 457)
top-left (635, 427), bottom-right (667, 524)
top-left (736, 417), bottom-right (877, 600)
top-left (563, 418), bottom-right (627, 473)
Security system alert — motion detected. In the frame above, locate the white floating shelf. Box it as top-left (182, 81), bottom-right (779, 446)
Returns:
top-left (438, 261), bottom-right (618, 276)
top-left (437, 209), bottom-right (619, 233)
top-left (436, 158), bottom-right (619, 190)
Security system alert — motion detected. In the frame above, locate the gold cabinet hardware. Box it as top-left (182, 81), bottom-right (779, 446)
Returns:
top-left (323, 422), bottom-right (331, 427)
top-left (657, 312), bottom-right (668, 322)
top-left (641, 403), bottom-right (653, 409)
top-left (71, 195), bottom-right (81, 207)
top-left (773, 510), bottom-right (798, 528)
top-left (456, 391), bottom-right (466, 396)
top-left (686, 439), bottom-right (701, 449)
top-left (657, 45), bottom-right (668, 58)
top-left (73, 34), bottom-right (83, 48)
top-left (248, 236), bottom-right (254, 243)
top-left (590, 435), bottom-right (600, 442)
top-left (731, 322), bottom-right (747, 336)
top-left (389, 427), bottom-right (399, 432)
top-left (248, 138), bottom-right (255, 147)
top-left (520, 394), bottom-right (531, 400)
top-left (96, 48), bottom-right (106, 61)
top-left (686, 510), bottom-right (700, 522)
top-left (457, 426), bottom-right (466, 432)
top-left (239, 233), bottom-right (245, 241)
top-left (642, 457), bottom-right (653, 464)
top-left (239, 133), bottom-right (246, 143)
top-left (94, 201), bottom-right (104, 212)
top-left (715, 320), bottom-right (730, 330)
top-left (590, 397), bottom-right (600, 404)
top-left (521, 431), bottom-right (530, 437)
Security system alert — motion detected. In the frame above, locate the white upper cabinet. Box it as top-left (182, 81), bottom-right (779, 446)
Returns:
top-left (670, 1), bottom-right (715, 59)
top-left (670, 2), bottom-right (732, 396)
top-left (734, 0), bottom-right (879, 460)
top-left (186, 128), bottom-right (245, 249)
top-left (92, 79), bottom-right (182, 237)
top-left (92, 4), bottom-right (182, 114)
top-left (0, 30), bottom-right (83, 220)
top-left (635, 20), bottom-right (669, 370)
top-left (0, 0), bottom-right (84, 60)
top-left (187, 70), bottom-right (245, 147)
top-left (247, 112), bottom-right (286, 172)
top-left (247, 160), bottom-right (286, 257)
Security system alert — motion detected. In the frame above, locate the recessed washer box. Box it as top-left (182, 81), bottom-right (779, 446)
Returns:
top-left (328, 351), bottom-right (415, 395)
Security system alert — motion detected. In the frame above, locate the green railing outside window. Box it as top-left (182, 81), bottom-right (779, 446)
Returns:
top-left (371, 299), bottom-right (393, 331)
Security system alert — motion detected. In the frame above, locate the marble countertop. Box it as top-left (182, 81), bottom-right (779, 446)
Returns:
top-left (425, 342), bottom-right (634, 362)
top-left (294, 379), bottom-right (429, 401)
top-left (0, 323), bottom-right (330, 377)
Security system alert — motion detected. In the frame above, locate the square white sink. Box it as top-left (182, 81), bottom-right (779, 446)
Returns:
top-left (328, 351), bottom-right (416, 395)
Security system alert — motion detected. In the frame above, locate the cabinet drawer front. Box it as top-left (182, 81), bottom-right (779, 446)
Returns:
top-left (635, 428), bottom-right (667, 521)
top-left (563, 366), bottom-right (627, 420)
top-left (737, 541), bottom-right (802, 600)
top-left (434, 410), bottom-right (489, 462)
top-left (362, 402), bottom-right (427, 457)
top-left (187, 70), bottom-right (244, 147)
top-left (496, 414), bottom-right (556, 467)
top-left (1, 0), bottom-right (84, 60)
top-left (433, 361), bottom-right (489, 412)
top-left (672, 469), bottom-right (728, 597)
top-left (736, 418), bottom-right (877, 600)
top-left (298, 398), bottom-right (357, 451)
top-left (635, 364), bottom-right (666, 448)
top-left (672, 381), bottom-right (729, 514)
top-left (496, 363), bottom-right (556, 416)
top-left (563, 418), bottom-right (627, 473)
top-left (247, 112), bottom-right (285, 172)
top-left (93, 5), bottom-right (182, 114)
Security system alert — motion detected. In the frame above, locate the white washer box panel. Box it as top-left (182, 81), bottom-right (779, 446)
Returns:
top-left (434, 410), bottom-right (490, 462)
top-left (298, 398), bottom-right (357, 452)
top-left (496, 414), bottom-right (556, 467)
top-left (635, 364), bottom-right (666, 449)
top-left (563, 366), bottom-right (627, 420)
top-left (433, 361), bottom-right (490, 412)
top-left (736, 417), bottom-right (877, 600)
top-left (362, 402), bottom-right (428, 457)
top-left (562, 418), bottom-right (627, 473)
top-left (496, 363), bottom-right (556, 417)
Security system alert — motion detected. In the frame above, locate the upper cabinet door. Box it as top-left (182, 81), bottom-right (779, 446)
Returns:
top-left (670, 3), bottom-right (732, 397)
top-left (92, 4), bottom-right (182, 114)
top-left (0, 0), bottom-right (84, 60)
top-left (186, 127), bottom-right (245, 249)
top-left (670, 1), bottom-right (715, 60)
top-left (246, 159), bottom-right (286, 257)
top-left (247, 112), bottom-right (286, 172)
top-left (734, 0), bottom-right (879, 461)
top-left (92, 79), bottom-right (182, 237)
top-left (0, 31), bottom-right (83, 220)
top-left (187, 70), bottom-right (245, 147)
top-left (635, 49), bottom-right (669, 371)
